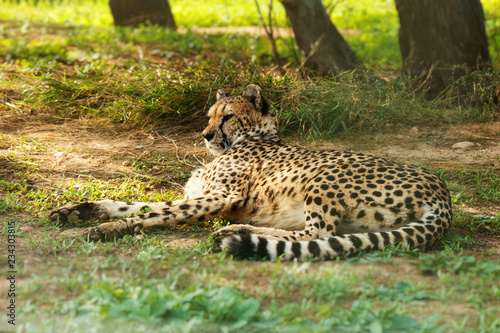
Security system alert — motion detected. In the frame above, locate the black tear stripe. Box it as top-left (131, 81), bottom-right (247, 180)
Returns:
top-left (221, 114), bottom-right (234, 125)
top-left (219, 121), bottom-right (230, 149)
top-left (236, 117), bottom-right (244, 128)
top-left (256, 237), bottom-right (269, 259)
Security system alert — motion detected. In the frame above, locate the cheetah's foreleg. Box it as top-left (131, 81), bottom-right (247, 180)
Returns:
top-left (80, 195), bottom-right (241, 241)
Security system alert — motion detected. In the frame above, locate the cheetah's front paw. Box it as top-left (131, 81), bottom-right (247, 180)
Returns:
top-left (50, 202), bottom-right (110, 225)
top-left (82, 219), bottom-right (143, 242)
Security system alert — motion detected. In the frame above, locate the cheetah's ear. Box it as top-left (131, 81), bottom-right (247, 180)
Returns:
top-left (216, 89), bottom-right (227, 101)
top-left (242, 84), bottom-right (270, 116)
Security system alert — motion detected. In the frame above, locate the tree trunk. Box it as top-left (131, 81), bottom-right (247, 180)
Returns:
top-left (396, 0), bottom-right (490, 98)
top-left (280, 0), bottom-right (364, 76)
top-left (109, 0), bottom-right (176, 30)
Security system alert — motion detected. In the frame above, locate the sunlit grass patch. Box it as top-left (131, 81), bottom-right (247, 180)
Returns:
top-left (27, 69), bottom-right (213, 126)
top-left (1, 0), bottom-right (498, 67)
top-left (276, 74), bottom-right (440, 138)
top-left (452, 211), bottom-right (500, 235)
top-left (0, 134), bottom-right (187, 219)
top-left (0, 0), bottom-right (112, 26)
top-left (4, 58), bottom-right (498, 140)
top-left (433, 167), bottom-right (500, 207)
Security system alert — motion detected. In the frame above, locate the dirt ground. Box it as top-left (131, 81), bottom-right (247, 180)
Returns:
top-left (1, 117), bottom-right (500, 254)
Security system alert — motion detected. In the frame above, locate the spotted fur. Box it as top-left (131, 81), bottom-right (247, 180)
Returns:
top-left (50, 84), bottom-right (452, 261)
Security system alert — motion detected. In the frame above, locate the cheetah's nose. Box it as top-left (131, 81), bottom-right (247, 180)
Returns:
top-left (203, 132), bottom-right (214, 142)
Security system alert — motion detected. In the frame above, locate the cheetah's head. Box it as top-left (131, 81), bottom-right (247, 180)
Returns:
top-left (203, 84), bottom-right (279, 155)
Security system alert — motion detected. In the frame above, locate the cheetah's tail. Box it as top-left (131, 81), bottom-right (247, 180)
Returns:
top-left (220, 213), bottom-right (450, 261)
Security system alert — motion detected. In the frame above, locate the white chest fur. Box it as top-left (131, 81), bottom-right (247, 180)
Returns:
top-left (183, 168), bottom-right (205, 200)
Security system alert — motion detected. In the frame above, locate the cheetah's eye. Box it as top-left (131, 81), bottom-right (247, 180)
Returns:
top-left (221, 115), bottom-right (234, 125)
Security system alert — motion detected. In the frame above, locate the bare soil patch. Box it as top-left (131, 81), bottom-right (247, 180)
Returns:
top-left (318, 122), bottom-right (500, 168)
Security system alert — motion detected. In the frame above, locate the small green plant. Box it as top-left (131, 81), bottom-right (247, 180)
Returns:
top-left (453, 211), bottom-right (500, 234)
top-left (440, 234), bottom-right (476, 252)
top-left (417, 254), bottom-right (500, 275)
top-left (0, 192), bottom-right (26, 212)
top-left (434, 167), bottom-right (500, 207)
top-left (361, 280), bottom-right (434, 306)
top-left (36, 234), bottom-right (77, 255)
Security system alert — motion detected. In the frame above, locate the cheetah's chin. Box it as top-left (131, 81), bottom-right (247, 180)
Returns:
top-left (205, 143), bottom-right (226, 155)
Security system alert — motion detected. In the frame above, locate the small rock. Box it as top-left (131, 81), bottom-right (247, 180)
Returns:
top-left (135, 146), bottom-right (144, 150)
top-left (55, 151), bottom-right (67, 157)
top-left (136, 234), bottom-right (145, 240)
top-left (122, 160), bottom-right (131, 166)
top-left (452, 141), bottom-right (475, 149)
top-left (409, 127), bottom-right (419, 136)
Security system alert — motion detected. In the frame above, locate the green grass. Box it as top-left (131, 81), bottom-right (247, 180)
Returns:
top-left (1, 11), bottom-right (498, 139)
top-left (3, 47), bottom-right (499, 140)
top-left (0, 160), bottom-right (184, 219)
top-left (1, 130), bottom-right (498, 332)
top-left (1, 2), bottom-right (498, 139)
top-left (1, 0), bottom-right (499, 66)
top-left (16, 236), bottom-right (500, 332)
top-left (12, 61), bottom-right (500, 139)
top-left (433, 167), bottom-right (500, 208)
top-left (1, 2), bottom-right (499, 332)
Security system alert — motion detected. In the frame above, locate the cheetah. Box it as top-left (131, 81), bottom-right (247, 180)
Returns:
top-left (50, 84), bottom-right (452, 261)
